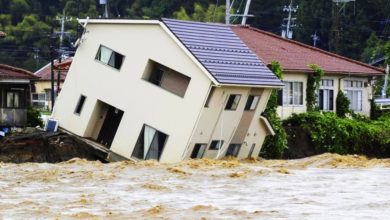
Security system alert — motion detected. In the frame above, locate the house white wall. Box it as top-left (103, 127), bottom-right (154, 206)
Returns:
top-left (52, 22), bottom-right (212, 163)
top-left (186, 86), bottom-right (273, 160)
top-left (277, 72), bottom-right (372, 119)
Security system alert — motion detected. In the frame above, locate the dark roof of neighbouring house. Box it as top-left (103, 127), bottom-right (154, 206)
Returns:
top-left (162, 18), bottom-right (283, 87)
top-left (232, 26), bottom-right (385, 76)
top-left (34, 58), bottom-right (72, 81)
top-left (0, 64), bottom-right (37, 80)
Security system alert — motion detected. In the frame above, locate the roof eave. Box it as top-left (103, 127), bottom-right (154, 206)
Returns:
top-left (283, 69), bottom-right (385, 76)
top-left (219, 82), bottom-right (284, 88)
top-left (78, 18), bottom-right (160, 25)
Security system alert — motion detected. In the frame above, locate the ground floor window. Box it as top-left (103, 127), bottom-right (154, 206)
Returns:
top-left (132, 124), bottom-right (168, 161)
top-left (279, 81), bottom-right (303, 106)
top-left (6, 90), bottom-right (24, 108)
top-left (209, 140), bottom-right (224, 150)
top-left (225, 144), bottom-right (241, 157)
top-left (32, 93), bottom-right (46, 108)
top-left (190, 143), bottom-right (206, 159)
top-left (318, 89), bottom-right (334, 111)
top-left (346, 90), bottom-right (363, 111)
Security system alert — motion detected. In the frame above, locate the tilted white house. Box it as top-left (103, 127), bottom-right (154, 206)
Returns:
top-left (52, 18), bottom-right (283, 163)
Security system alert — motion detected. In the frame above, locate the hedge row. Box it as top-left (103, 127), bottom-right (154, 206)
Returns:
top-left (283, 112), bottom-right (390, 157)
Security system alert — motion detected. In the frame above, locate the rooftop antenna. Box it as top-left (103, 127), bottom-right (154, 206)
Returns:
top-left (100, 0), bottom-right (109, 18)
top-left (281, 0), bottom-right (298, 39)
top-left (332, 0), bottom-right (356, 15)
top-left (311, 31), bottom-right (320, 47)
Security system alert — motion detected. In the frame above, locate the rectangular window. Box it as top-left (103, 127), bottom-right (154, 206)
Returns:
top-left (144, 60), bottom-right (191, 97)
top-left (131, 124), bottom-right (168, 161)
top-left (225, 94), bottom-right (241, 110)
top-left (225, 144), bottom-right (241, 157)
top-left (282, 81), bottom-right (303, 106)
top-left (245, 95), bottom-right (260, 111)
top-left (6, 91), bottom-right (20, 108)
top-left (74, 95), bottom-right (86, 115)
top-left (344, 80), bottom-right (363, 112)
top-left (204, 87), bottom-right (216, 107)
top-left (190, 143), bottom-right (207, 159)
top-left (95, 45), bottom-right (124, 70)
top-left (32, 93), bottom-right (46, 108)
top-left (209, 140), bottom-right (224, 150)
top-left (318, 79), bottom-right (334, 111)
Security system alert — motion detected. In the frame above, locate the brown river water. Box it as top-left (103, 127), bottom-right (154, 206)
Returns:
top-left (0, 153), bottom-right (389, 219)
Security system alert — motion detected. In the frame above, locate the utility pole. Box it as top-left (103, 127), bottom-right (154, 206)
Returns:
top-left (225, 0), bottom-right (253, 25)
top-left (100, 0), bottom-right (109, 18)
top-left (50, 34), bottom-right (57, 111)
top-left (311, 32), bottom-right (320, 47)
top-left (56, 9), bottom-right (72, 58)
top-left (281, 0), bottom-right (298, 39)
top-left (225, 0), bottom-right (231, 24)
top-left (241, 0), bottom-right (252, 25)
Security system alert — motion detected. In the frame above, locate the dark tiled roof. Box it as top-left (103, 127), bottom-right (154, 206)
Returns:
top-left (0, 64), bottom-right (37, 79)
top-left (34, 58), bottom-right (72, 81)
top-left (162, 19), bottom-right (283, 87)
top-left (232, 26), bottom-right (385, 76)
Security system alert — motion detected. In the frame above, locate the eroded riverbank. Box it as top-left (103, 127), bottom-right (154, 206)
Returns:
top-left (0, 154), bottom-right (389, 219)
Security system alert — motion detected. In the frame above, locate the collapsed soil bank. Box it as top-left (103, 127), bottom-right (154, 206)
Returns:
top-left (0, 131), bottom-right (105, 163)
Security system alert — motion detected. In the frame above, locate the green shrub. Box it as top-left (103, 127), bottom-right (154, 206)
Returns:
top-left (27, 107), bottom-right (43, 127)
top-left (284, 112), bottom-right (390, 156)
top-left (336, 90), bottom-right (350, 118)
top-left (306, 64), bottom-right (324, 111)
top-left (260, 61), bottom-right (288, 158)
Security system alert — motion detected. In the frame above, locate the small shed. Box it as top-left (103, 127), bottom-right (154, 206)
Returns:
top-left (0, 64), bottom-right (38, 126)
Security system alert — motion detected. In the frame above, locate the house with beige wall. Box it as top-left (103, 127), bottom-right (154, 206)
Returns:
top-left (33, 58), bottom-right (72, 110)
top-left (233, 26), bottom-right (385, 119)
top-left (52, 19), bottom-right (283, 163)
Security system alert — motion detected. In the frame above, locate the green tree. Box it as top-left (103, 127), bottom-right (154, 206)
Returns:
top-left (336, 90), bottom-right (350, 118)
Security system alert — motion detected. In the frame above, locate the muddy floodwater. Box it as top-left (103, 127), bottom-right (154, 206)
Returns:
top-left (0, 153), bottom-right (390, 219)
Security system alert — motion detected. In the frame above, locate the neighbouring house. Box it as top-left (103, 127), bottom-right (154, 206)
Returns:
top-left (52, 18), bottom-right (283, 163)
top-left (33, 58), bottom-right (72, 110)
top-left (233, 26), bottom-right (385, 119)
top-left (0, 64), bottom-right (38, 126)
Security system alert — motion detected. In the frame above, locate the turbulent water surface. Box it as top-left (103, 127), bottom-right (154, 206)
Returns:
top-left (0, 153), bottom-right (389, 219)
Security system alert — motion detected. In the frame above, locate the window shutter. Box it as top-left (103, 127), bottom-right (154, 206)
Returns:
top-left (277, 89), bottom-right (283, 106)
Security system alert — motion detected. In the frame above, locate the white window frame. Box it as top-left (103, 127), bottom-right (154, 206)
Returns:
top-left (318, 79), bottom-right (334, 111)
top-left (282, 81), bottom-right (303, 106)
top-left (32, 93), bottom-right (47, 108)
top-left (344, 80), bottom-right (363, 112)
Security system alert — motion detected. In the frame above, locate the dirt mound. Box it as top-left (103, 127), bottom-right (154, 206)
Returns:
top-left (0, 132), bottom-right (105, 163)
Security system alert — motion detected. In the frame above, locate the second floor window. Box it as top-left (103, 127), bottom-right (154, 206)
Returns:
top-left (225, 94), bottom-right (241, 110)
top-left (95, 45), bottom-right (124, 70)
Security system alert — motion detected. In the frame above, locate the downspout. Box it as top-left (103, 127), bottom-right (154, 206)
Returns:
top-left (381, 65), bottom-right (389, 98)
